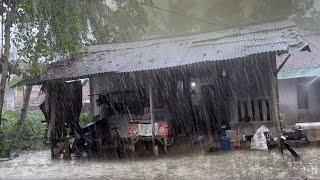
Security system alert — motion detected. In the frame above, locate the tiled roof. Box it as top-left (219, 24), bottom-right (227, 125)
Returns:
top-left (304, 35), bottom-right (320, 52)
top-left (277, 34), bottom-right (320, 78)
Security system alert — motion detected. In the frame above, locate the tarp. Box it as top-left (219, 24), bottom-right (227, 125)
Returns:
top-left (250, 125), bottom-right (270, 151)
top-left (295, 122), bottom-right (320, 130)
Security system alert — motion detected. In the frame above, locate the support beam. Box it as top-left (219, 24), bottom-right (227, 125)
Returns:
top-left (271, 57), bottom-right (282, 136)
top-left (276, 54), bottom-right (291, 75)
top-left (149, 83), bottom-right (156, 154)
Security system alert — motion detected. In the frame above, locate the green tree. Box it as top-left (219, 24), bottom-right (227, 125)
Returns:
top-left (0, 0), bottom-right (21, 128)
top-left (11, 0), bottom-right (148, 139)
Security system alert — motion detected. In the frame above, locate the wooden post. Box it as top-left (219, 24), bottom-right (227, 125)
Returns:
top-left (149, 83), bottom-right (156, 154)
top-left (276, 53), bottom-right (291, 142)
top-left (269, 53), bottom-right (283, 153)
top-left (89, 78), bottom-right (95, 118)
top-left (48, 83), bottom-right (58, 159)
top-left (203, 103), bottom-right (214, 143)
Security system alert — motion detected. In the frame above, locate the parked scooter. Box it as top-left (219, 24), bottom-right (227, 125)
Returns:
top-left (71, 121), bottom-right (123, 159)
top-left (72, 126), bottom-right (94, 158)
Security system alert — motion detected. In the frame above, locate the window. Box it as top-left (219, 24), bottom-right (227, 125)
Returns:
top-left (237, 99), bottom-right (251, 122)
top-left (251, 100), bottom-right (255, 121)
top-left (237, 98), bottom-right (272, 122)
top-left (244, 101), bottom-right (249, 118)
top-left (237, 100), bottom-right (242, 122)
top-left (266, 100), bottom-right (271, 121)
top-left (258, 99), bottom-right (263, 121)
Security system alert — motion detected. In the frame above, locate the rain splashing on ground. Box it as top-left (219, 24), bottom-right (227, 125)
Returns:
top-left (0, 147), bottom-right (320, 179)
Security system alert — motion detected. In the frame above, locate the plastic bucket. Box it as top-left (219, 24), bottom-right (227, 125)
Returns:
top-left (220, 138), bottom-right (231, 151)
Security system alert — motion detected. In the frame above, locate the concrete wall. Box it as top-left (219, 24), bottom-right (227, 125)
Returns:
top-left (278, 77), bottom-right (320, 125)
top-left (278, 79), bottom-right (299, 125)
top-left (307, 82), bottom-right (320, 122)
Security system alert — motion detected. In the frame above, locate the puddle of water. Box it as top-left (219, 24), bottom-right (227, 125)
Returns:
top-left (0, 148), bottom-right (319, 179)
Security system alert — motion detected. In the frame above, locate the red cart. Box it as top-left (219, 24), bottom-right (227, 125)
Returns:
top-left (128, 108), bottom-right (173, 153)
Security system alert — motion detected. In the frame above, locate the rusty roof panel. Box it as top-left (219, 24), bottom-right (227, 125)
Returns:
top-left (40, 20), bottom-right (306, 81)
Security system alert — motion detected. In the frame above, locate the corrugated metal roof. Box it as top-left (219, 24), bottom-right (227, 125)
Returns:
top-left (304, 35), bottom-right (320, 52)
top-left (41, 20), bottom-right (306, 81)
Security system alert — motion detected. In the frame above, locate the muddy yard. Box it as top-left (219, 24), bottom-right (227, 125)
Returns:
top-left (0, 147), bottom-right (320, 180)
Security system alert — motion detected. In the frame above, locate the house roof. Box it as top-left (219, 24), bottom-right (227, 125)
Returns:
top-left (277, 34), bottom-right (320, 79)
top-left (304, 35), bottom-right (320, 52)
top-left (27, 20), bottom-right (306, 84)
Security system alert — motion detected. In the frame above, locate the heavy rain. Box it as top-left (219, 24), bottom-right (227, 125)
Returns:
top-left (0, 0), bottom-right (320, 179)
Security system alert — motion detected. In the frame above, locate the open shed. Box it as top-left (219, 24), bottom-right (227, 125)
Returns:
top-left (23, 20), bottom-right (307, 157)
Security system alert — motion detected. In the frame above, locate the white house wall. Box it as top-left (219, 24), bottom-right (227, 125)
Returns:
top-left (278, 79), bottom-right (299, 125)
top-left (307, 84), bottom-right (320, 122)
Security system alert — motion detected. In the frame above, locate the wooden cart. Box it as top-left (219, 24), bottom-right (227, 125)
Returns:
top-left (128, 108), bottom-right (173, 153)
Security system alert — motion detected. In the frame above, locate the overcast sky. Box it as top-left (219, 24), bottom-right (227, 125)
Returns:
top-left (1, 0), bottom-right (319, 59)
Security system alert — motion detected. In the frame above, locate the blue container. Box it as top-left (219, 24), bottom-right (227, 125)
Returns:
top-left (220, 138), bottom-right (231, 151)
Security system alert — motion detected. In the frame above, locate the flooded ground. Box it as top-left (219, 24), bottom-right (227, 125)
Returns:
top-left (0, 147), bottom-right (320, 180)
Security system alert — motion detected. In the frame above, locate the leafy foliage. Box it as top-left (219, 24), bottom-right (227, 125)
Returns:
top-left (79, 112), bottom-right (91, 128)
top-left (12, 0), bottom-right (148, 66)
top-left (2, 0), bottom-right (149, 157)
top-left (8, 75), bottom-right (23, 89)
top-left (4, 1), bottom-right (149, 146)
top-left (0, 110), bottom-right (46, 157)
top-left (0, 132), bottom-right (10, 158)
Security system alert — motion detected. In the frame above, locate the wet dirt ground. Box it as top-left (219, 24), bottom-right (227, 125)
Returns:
top-left (0, 147), bottom-right (320, 180)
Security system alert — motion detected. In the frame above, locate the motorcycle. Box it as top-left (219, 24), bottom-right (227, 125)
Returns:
top-left (71, 121), bottom-right (123, 159)
top-left (72, 126), bottom-right (94, 158)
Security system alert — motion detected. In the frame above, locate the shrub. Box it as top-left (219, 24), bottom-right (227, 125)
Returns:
top-left (0, 132), bottom-right (10, 158)
top-left (0, 110), bottom-right (46, 157)
top-left (80, 112), bottom-right (91, 127)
